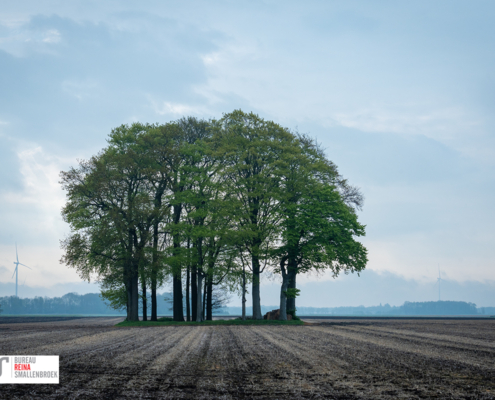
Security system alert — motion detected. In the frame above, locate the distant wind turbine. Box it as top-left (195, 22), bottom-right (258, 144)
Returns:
top-left (435, 265), bottom-right (444, 301)
top-left (12, 243), bottom-right (31, 297)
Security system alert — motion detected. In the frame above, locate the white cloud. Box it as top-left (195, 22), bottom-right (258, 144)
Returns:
top-left (0, 244), bottom-right (81, 289)
top-left (15, 146), bottom-right (65, 216)
top-left (62, 78), bottom-right (99, 101)
top-left (41, 28), bottom-right (61, 43)
top-left (0, 23), bottom-right (62, 56)
top-left (195, 30), bottom-right (494, 164)
top-left (0, 145), bottom-right (78, 287)
top-left (332, 105), bottom-right (476, 138)
top-left (158, 102), bottom-right (193, 115)
top-left (0, 144), bottom-right (71, 244)
top-left (148, 96), bottom-right (208, 117)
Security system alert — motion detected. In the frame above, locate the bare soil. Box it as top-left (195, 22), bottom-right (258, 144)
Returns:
top-left (0, 317), bottom-right (494, 399)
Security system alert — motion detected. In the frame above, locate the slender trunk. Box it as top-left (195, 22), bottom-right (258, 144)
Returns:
top-left (196, 272), bottom-right (203, 322)
top-left (191, 265), bottom-right (197, 321)
top-left (186, 238), bottom-right (191, 321)
top-left (151, 183), bottom-right (165, 321)
top-left (151, 280), bottom-right (157, 320)
top-left (129, 267), bottom-right (139, 321)
top-left (279, 260), bottom-right (289, 320)
top-left (286, 266), bottom-right (297, 317)
top-left (142, 277), bottom-right (147, 321)
top-left (286, 211), bottom-right (298, 318)
top-left (126, 230), bottom-right (139, 322)
top-left (194, 236), bottom-right (204, 322)
top-left (173, 274), bottom-right (184, 321)
top-left (124, 253), bottom-right (131, 321)
top-left (252, 253), bottom-right (262, 320)
top-left (151, 222), bottom-right (159, 321)
top-left (202, 278), bottom-right (207, 320)
top-left (206, 275), bottom-right (213, 320)
top-left (151, 286), bottom-right (157, 319)
top-left (126, 281), bottom-right (131, 321)
top-left (172, 203), bottom-right (184, 322)
top-left (242, 266), bottom-right (246, 320)
top-left (186, 263), bottom-right (191, 321)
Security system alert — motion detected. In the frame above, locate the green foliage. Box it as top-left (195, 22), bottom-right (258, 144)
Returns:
top-left (283, 288), bottom-right (301, 299)
top-left (273, 133), bottom-right (367, 286)
top-left (60, 111), bottom-right (367, 321)
top-left (289, 313), bottom-right (301, 321)
top-left (157, 316), bottom-right (174, 322)
top-left (100, 285), bottom-right (127, 311)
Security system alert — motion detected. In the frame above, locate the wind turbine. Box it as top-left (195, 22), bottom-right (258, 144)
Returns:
top-left (435, 265), bottom-right (444, 301)
top-left (12, 243), bottom-right (31, 297)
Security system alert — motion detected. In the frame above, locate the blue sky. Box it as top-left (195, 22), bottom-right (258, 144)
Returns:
top-left (0, 1), bottom-right (494, 306)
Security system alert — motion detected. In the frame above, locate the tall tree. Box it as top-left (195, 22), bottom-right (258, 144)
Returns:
top-left (181, 130), bottom-right (226, 322)
top-left (138, 124), bottom-right (177, 321)
top-left (212, 110), bottom-right (296, 319)
top-left (275, 136), bottom-right (368, 320)
top-left (61, 123), bottom-right (156, 321)
top-left (161, 117), bottom-right (211, 321)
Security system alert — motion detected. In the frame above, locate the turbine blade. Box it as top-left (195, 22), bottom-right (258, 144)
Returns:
top-left (16, 242), bottom-right (19, 263)
top-left (19, 263), bottom-right (31, 269)
top-left (11, 267), bottom-right (17, 279)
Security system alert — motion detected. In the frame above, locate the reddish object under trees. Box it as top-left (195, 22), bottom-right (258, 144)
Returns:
top-left (263, 309), bottom-right (292, 320)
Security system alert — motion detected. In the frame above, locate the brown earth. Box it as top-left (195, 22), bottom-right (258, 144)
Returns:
top-left (0, 317), bottom-right (494, 399)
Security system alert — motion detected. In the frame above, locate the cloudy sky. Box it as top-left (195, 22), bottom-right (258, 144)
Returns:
top-left (1, 1), bottom-right (494, 306)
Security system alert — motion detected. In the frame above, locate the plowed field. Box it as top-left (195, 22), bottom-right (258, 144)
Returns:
top-left (1, 317), bottom-right (494, 399)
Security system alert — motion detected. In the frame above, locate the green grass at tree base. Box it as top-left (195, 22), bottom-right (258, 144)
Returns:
top-left (116, 318), bottom-right (304, 327)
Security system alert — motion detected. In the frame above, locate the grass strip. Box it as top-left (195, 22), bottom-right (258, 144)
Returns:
top-left (116, 318), bottom-right (304, 327)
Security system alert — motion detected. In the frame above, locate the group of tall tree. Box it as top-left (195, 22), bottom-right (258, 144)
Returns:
top-left (60, 110), bottom-right (368, 322)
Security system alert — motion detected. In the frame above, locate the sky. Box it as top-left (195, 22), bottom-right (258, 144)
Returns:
top-left (0, 1), bottom-right (494, 307)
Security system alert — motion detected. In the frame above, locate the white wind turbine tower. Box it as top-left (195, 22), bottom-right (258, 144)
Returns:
top-left (12, 243), bottom-right (31, 297)
top-left (435, 265), bottom-right (444, 301)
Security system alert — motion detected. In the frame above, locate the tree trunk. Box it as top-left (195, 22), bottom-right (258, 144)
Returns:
top-left (142, 277), bottom-right (147, 321)
top-left (286, 267), bottom-right (297, 318)
top-left (196, 273), bottom-right (203, 322)
top-left (172, 203), bottom-right (184, 322)
top-left (128, 269), bottom-right (139, 321)
top-left (126, 281), bottom-right (131, 321)
top-left (173, 274), bottom-right (184, 321)
top-left (206, 275), bottom-right (213, 321)
top-left (191, 265), bottom-right (197, 321)
top-left (202, 278), bottom-right (207, 320)
top-left (241, 266), bottom-right (246, 320)
top-left (279, 262), bottom-right (289, 321)
top-left (151, 283), bottom-right (157, 321)
top-left (125, 229), bottom-right (140, 321)
top-left (252, 253), bottom-right (262, 320)
top-left (186, 264), bottom-right (190, 321)
top-left (151, 222), bottom-right (159, 321)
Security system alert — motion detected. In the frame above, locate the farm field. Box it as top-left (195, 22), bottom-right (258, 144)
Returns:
top-left (0, 317), bottom-right (494, 399)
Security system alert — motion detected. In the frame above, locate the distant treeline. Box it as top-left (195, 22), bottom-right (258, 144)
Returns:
top-left (1, 296), bottom-right (493, 316)
top-left (226, 301), bottom-right (495, 316)
top-left (0, 292), bottom-right (230, 316)
top-left (0, 293), bottom-right (166, 315)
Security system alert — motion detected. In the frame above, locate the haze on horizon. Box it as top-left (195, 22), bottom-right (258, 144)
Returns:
top-left (0, 1), bottom-right (494, 307)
